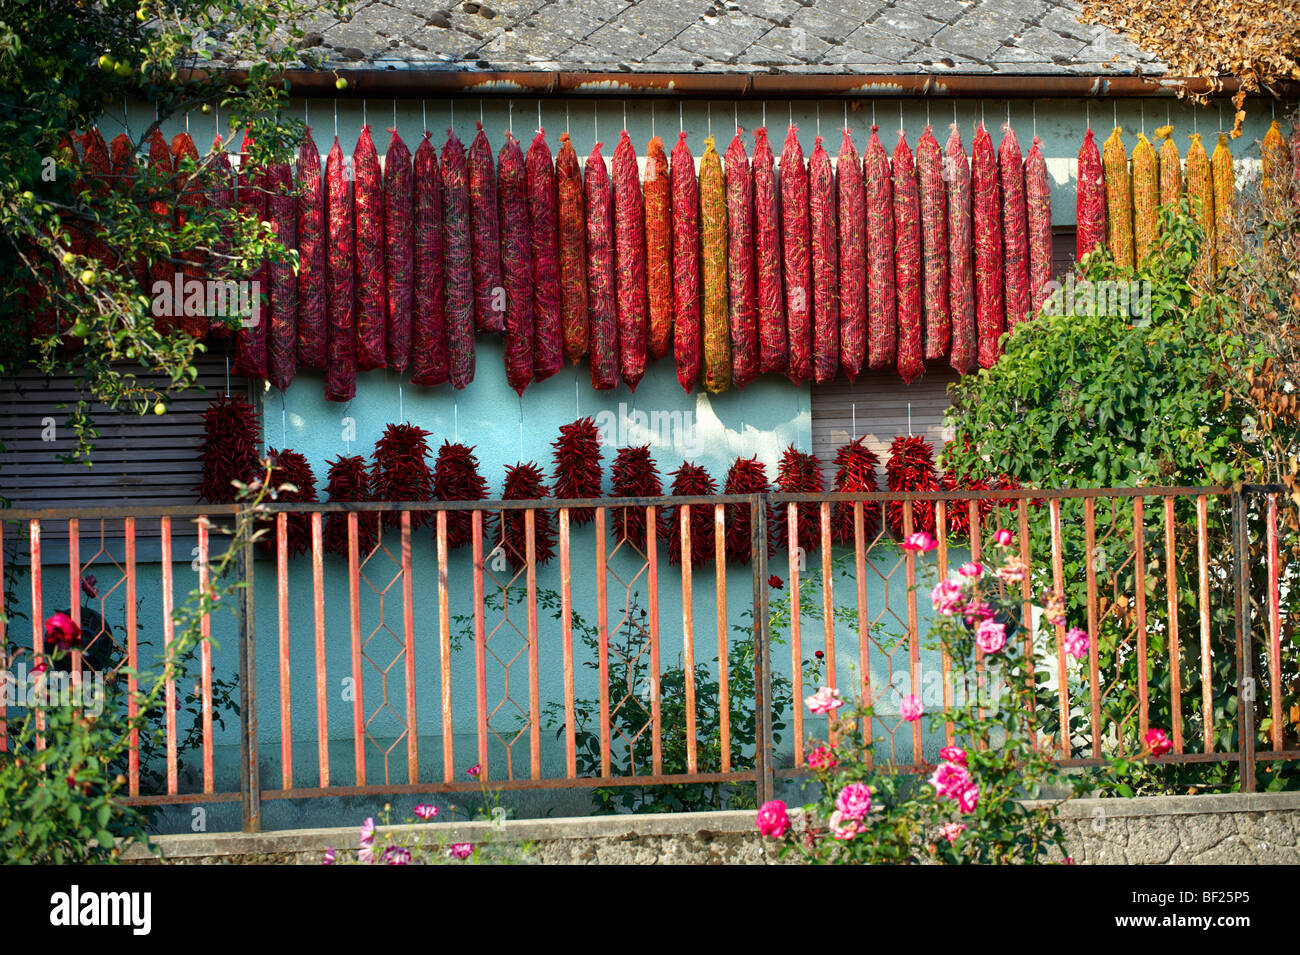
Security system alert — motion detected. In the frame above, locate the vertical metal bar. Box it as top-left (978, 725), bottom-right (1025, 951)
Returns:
top-left (1049, 498), bottom-right (1070, 758)
top-left (712, 503), bottom-right (726, 774)
top-left (819, 502), bottom-right (836, 711)
top-left (647, 505), bottom-right (664, 773)
top-left (311, 512), bottom-right (330, 788)
top-left (67, 518), bottom-right (81, 693)
top-left (347, 512), bottom-right (365, 786)
top-left (788, 502), bottom-right (803, 766)
top-left (401, 511), bottom-right (418, 782)
top-left (595, 506), bottom-right (611, 777)
top-left (1017, 498), bottom-right (1034, 742)
top-left (126, 518), bottom-right (139, 795)
top-left (30, 520), bottom-right (44, 748)
top-left (0, 521), bottom-right (5, 753)
top-left (903, 500), bottom-right (922, 763)
top-left (1267, 495), bottom-right (1283, 752)
top-left (559, 509), bottom-right (577, 776)
top-left (436, 510), bottom-right (454, 782)
top-left (1084, 497), bottom-right (1102, 759)
top-left (854, 501), bottom-right (873, 760)
top-left (276, 512), bottom-right (292, 789)
top-left (1232, 491), bottom-right (1256, 792)
top-left (471, 510), bottom-right (487, 778)
top-left (1133, 497), bottom-right (1150, 740)
top-left (161, 516), bottom-right (177, 795)
top-left (1164, 495), bottom-right (1183, 753)
top-left (671, 505), bottom-right (689, 778)
top-left (1197, 495), bottom-right (1214, 753)
top-left (198, 516), bottom-right (214, 794)
top-left (752, 493), bottom-right (774, 804)
top-left (238, 517), bottom-right (260, 832)
top-left (936, 500), bottom-right (953, 747)
top-left (526, 509), bottom-right (541, 780)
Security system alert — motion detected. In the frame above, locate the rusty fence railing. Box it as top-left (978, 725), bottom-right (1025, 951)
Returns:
top-left (0, 485), bottom-right (1296, 831)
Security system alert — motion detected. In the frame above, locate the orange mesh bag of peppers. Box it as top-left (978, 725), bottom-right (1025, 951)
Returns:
top-left (1025, 136), bottom-right (1053, 318)
top-left (432, 440), bottom-right (489, 550)
top-left (469, 122), bottom-right (504, 333)
top-left (498, 131), bottom-right (535, 396)
top-left (296, 129), bottom-right (327, 370)
top-left (551, 416), bottom-right (603, 526)
top-left (493, 462), bottom-right (557, 570)
top-left (1076, 128), bottom-right (1105, 261)
top-left (353, 126), bottom-right (387, 371)
top-left (916, 126), bottom-right (949, 363)
top-left (780, 125), bottom-right (813, 384)
top-left (893, 132), bottom-right (923, 384)
top-left (752, 127), bottom-right (787, 376)
top-left (809, 136), bottom-right (840, 384)
top-left (266, 159), bottom-right (298, 390)
top-left (613, 130), bottom-right (648, 390)
top-left (1102, 127), bottom-right (1134, 271)
top-left (196, 394), bottom-right (259, 504)
top-left (864, 125), bottom-right (896, 371)
top-left (945, 125), bottom-right (976, 375)
top-left (644, 135), bottom-right (673, 362)
top-left (441, 129), bottom-right (476, 390)
top-left (557, 133), bottom-right (589, 365)
top-left (885, 434), bottom-right (938, 539)
top-left (999, 124), bottom-right (1031, 331)
top-left (383, 129), bottom-right (414, 374)
top-left (671, 131), bottom-right (702, 392)
top-left (1131, 133), bottom-right (1159, 264)
top-left (169, 132), bottom-right (210, 340)
top-left (722, 456), bottom-right (776, 564)
top-left (829, 436), bottom-right (881, 546)
top-left (1185, 133), bottom-right (1215, 280)
top-left (324, 136), bottom-right (356, 402)
top-left (971, 125), bottom-right (1003, 369)
top-left (667, 461), bottom-right (718, 567)
top-left (260, 449), bottom-right (318, 557)
top-left (411, 131), bottom-right (448, 387)
top-left (1211, 134), bottom-right (1234, 271)
top-left (323, 454), bottom-right (378, 556)
top-left (233, 134), bottom-right (268, 377)
top-left (1156, 125), bottom-right (1182, 212)
top-left (611, 445), bottom-right (665, 553)
top-left (372, 423), bottom-right (436, 529)
top-left (776, 444), bottom-right (825, 556)
top-left (700, 136), bottom-right (731, 394)
top-left (837, 128), bottom-right (866, 381)
top-left (1262, 120), bottom-right (1291, 216)
top-left (527, 130), bottom-right (563, 383)
top-left (725, 130), bottom-right (759, 389)
top-left (585, 142), bottom-right (619, 390)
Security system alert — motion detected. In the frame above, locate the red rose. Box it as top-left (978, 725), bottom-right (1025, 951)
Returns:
top-left (44, 612), bottom-right (81, 650)
top-left (768, 575), bottom-right (783, 589)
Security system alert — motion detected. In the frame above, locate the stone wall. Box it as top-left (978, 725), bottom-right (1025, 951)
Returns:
top-left (122, 791), bottom-right (1300, 865)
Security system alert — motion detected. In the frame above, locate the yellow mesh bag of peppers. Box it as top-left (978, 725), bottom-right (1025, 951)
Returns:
top-left (838, 128), bottom-right (867, 380)
top-left (1025, 136), bottom-right (1053, 318)
top-left (585, 142), bottom-right (619, 390)
top-left (383, 129), bottom-right (413, 375)
top-left (556, 133), bottom-right (589, 366)
top-left (296, 128), bottom-right (327, 371)
top-left (527, 130), bottom-right (563, 383)
top-left (864, 125), bottom-right (896, 371)
top-left (999, 124), bottom-right (1031, 330)
top-left (353, 126), bottom-right (387, 371)
top-left (916, 126), bottom-right (949, 363)
top-left (613, 130), bottom-right (647, 391)
top-left (671, 132), bottom-right (702, 393)
top-left (324, 136), bottom-right (356, 402)
top-left (1211, 134), bottom-right (1234, 271)
top-left (1102, 127), bottom-right (1134, 271)
top-left (700, 135), bottom-right (732, 394)
top-left (725, 130), bottom-right (759, 389)
top-left (644, 135), bottom-right (673, 363)
top-left (1185, 133), bottom-right (1215, 282)
top-left (753, 127), bottom-right (787, 376)
top-left (810, 135), bottom-right (840, 384)
top-left (498, 131), bottom-right (534, 396)
top-left (1131, 133), bottom-right (1159, 265)
top-left (781, 125), bottom-right (813, 383)
top-left (469, 122), bottom-right (504, 334)
top-left (1155, 125), bottom-right (1182, 212)
top-left (440, 129), bottom-right (475, 390)
top-left (1262, 120), bottom-right (1291, 217)
top-left (971, 125), bottom-right (1003, 370)
top-left (667, 462), bottom-right (718, 567)
top-left (893, 132), bottom-right (923, 384)
top-left (411, 131), bottom-right (448, 387)
top-left (1076, 128), bottom-right (1106, 262)
top-left (945, 125), bottom-right (976, 375)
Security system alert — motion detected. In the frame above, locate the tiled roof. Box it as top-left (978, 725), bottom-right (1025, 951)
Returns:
top-left (300, 0), bottom-right (1165, 75)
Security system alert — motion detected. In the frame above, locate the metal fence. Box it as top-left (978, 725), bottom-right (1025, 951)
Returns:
top-left (1, 485), bottom-right (1296, 831)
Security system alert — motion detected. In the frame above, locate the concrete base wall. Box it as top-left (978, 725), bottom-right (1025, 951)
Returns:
top-left (121, 792), bottom-right (1300, 865)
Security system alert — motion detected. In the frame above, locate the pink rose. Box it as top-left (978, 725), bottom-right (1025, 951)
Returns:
top-left (975, 618), bottom-right (1007, 654)
top-left (938, 822), bottom-right (967, 843)
top-left (902, 531), bottom-right (938, 553)
top-left (900, 695), bottom-right (923, 722)
top-left (993, 528), bottom-right (1014, 547)
top-left (1144, 728), bottom-right (1173, 758)
top-left (930, 579), bottom-right (966, 616)
top-left (756, 800), bottom-right (790, 839)
top-left (834, 782), bottom-right (872, 820)
top-left (939, 745), bottom-right (967, 767)
top-left (1064, 627), bottom-right (1090, 660)
top-left (829, 810), bottom-right (865, 840)
top-left (807, 746), bottom-right (838, 771)
top-left (957, 562), bottom-right (983, 578)
top-left (928, 762), bottom-right (972, 799)
top-left (956, 783), bottom-right (980, 813)
top-left (962, 600), bottom-right (994, 626)
top-left (805, 687), bottom-right (844, 715)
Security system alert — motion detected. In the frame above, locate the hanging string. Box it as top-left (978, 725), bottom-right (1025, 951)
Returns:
top-left (851, 403), bottom-right (856, 440)
top-left (1112, 99), bottom-right (1117, 130)
top-left (538, 99), bottom-right (543, 135)
top-left (399, 383), bottom-right (405, 424)
top-left (1032, 100), bottom-right (1037, 138)
top-left (423, 99), bottom-right (427, 133)
top-left (575, 378), bottom-right (579, 418)
top-left (565, 99), bottom-right (569, 135)
top-left (363, 98), bottom-right (367, 128)
top-left (225, 355), bottom-right (231, 397)
top-left (708, 102), bottom-right (712, 139)
top-left (816, 102), bottom-right (820, 139)
top-left (908, 402), bottom-right (913, 437)
top-left (1085, 99), bottom-right (1089, 131)
top-left (844, 100), bottom-right (848, 134)
top-left (899, 100), bottom-right (903, 136)
top-left (479, 99), bottom-right (484, 126)
top-left (509, 98), bottom-right (514, 135)
top-left (735, 101), bottom-right (739, 134)
top-left (518, 399), bottom-right (524, 459)
top-left (305, 100), bottom-right (309, 131)
top-left (454, 401), bottom-right (459, 443)
top-left (450, 98), bottom-right (455, 128)
top-left (679, 100), bottom-right (683, 133)
top-left (762, 100), bottom-right (766, 130)
top-left (622, 98), bottom-right (627, 132)
top-left (650, 101), bottom-right (654, 139)
top-left (281, 392), bottom-right (287, 448)
top-left (334, 99), bottom-right (338, 138)
top-left (925, 98), bottom-right (930, 130)
top-left (789, 101), bottom-right (794, 129)
top-left (343, 400), bottom-right (352, 452)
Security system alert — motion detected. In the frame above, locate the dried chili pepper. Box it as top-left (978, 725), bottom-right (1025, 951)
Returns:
top-left (1076, 127), bottom-right (1106, 261)
top-left (469, 122), bottom-right (504, 333)
top-left (353, 126), bottom-right (386, 371)
top-left (809, 136), bottom-right (840, 384)
top-left (170, 131), bottom-right (209, 340)
top-left (700, 136), bottom-right (731, 393)
top-left (1025, 136), bottom-right (1053, 318)
top-left (266, 160), bottom-right (298, 390)
top-left (725, 130), bottom-right (759, 388)
top-left (323, 454), bottom-right (378, 556)
top-left (722, 456), bottom-right (776, 564)
top-left (383, 129), bottom-right (414, 373)
top-left (551, 416), bottom-right (603, 525)
top-left (493, 463), bottom-right (556, 570)
top-left (885, 434), bottom-right (938, 539)
top-left (324, 137), bottom-right (356, 402)
top-left (644, 135), bottom-right (673, 362)
top-left (893, 132), bottom-right (923, 383)
top-left (776, 444), bottom-right (825, 556)
top-left (203, 137), bottom-right (236, 340)
top-left (196, 394), bottom-right (259, 504)
top-left (667, 462), bottom-right (718, 567)
top-left (864, 125), bottom-right (896, 371)
top-left (752, 127), bottom-right (787, 376)
top-left (296, 128), bottom-right (327, 370)
top-left (916, 126), bottom-right (949, 363)
top-left (780, 125), bottom-right (812, 383)
top-left (829, 437), bottom-right (881, 545)
top-left (671, 132), bottom-right (702, 392)
top-left (999, 124), bottom-right (1030, 332)
top-left (432, 441), bottom-right (489, 549)
top-left (585, 142), bottom-right (619, 390)
top-left (372, 423), bottom-right (435, 529)
top-left (945, 125), bottom-right (976, 375)
top-left (261, 449), bottom-right (318, 557)
top-left (527, 129), bottom-right (563, 382)
top-left (611, 445), bottom-right (665, 553)
top-left (411, 131), bottom-right (448, 387)
top-left (557, 133), bottom-right (589, 365)
top-left (613, 130), bottom-right (648, 390)
top-left (971, 125), bottom-right (1003, 369)
top-left (441, 129), bottom-right (475, 389)
top-left (498, 131), bottom-right (534, 396)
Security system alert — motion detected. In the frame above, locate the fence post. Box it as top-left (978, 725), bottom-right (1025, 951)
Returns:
top-left (750, 493), bottom-right (775, 805)
top-left (237, 514), bottom-right (262, 831)
top-left (1231, 490), bottom-right (1256, 793)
